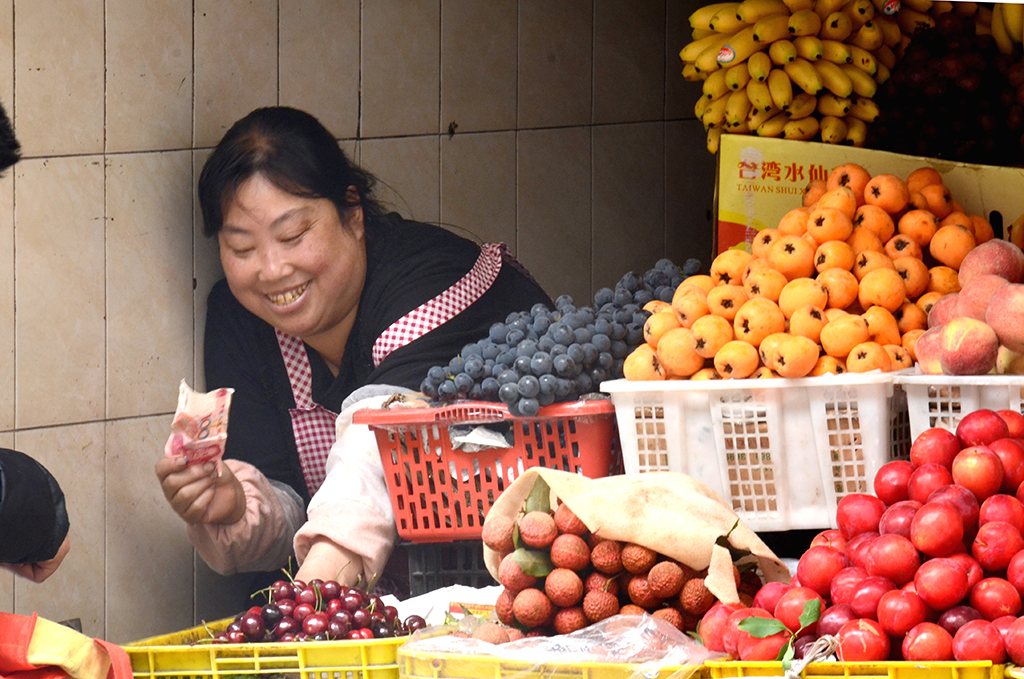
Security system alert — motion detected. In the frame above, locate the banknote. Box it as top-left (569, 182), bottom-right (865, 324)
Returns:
top-left (164, 380), bottom-right (234, 467)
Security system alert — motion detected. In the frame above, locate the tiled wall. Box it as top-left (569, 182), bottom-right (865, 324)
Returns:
top-left (0, 0), bottom-right (714, 642)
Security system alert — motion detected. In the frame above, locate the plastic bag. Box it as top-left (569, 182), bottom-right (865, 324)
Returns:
top-left (402, 613), bottom-right (724, 679)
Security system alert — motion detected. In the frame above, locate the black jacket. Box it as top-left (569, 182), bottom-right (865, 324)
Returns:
top-left (0, 448), bottom-right (70, 563)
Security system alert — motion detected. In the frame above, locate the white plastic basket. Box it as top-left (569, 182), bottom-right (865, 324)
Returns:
top-left (893, 373), bottom-right (1024, 442)
top-left (600, 373), bottom-right (910, 532)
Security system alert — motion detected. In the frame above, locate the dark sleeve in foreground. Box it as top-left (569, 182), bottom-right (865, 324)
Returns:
top-left (0, 448), bottom-right (70, 564)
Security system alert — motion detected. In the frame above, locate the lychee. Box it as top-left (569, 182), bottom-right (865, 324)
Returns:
top-left (627, 575), bottom-right (661, 609)
top-left (482, 514), bottom-right (515, 553)
top-left (584, 571), bottom-right (620, 597)
top-left (544, 567), bottom-right (584, 608)
top-left (499, 552), bottom-right (537, 593)
top-left (621, 543), bottom-right (658, 574)
top-left (518, 511), bottom-right (558, 549)
top-left (513, 588), bottom-right (554, 628)
top-left (619, 604), bottom-right (647, 615)
top-left (553, 606), bottom-right (589, 635)
top-left (472, 622), bottom-right (511, 644)
top-left (550, 533), bottom-right (591, 571)
top-left (653, 606), bottom-right (685, 631)
top-left (582, 589), bottom-right (619, 623)
top-left (554, 502), bottom-right (588, 536)
top-left (679, 577), bottom-right (716, 616)
top-left (590, 540), bottom-right (624, 574)
top-left (506, 627), bottom-right (526, 642)
top-left (648, 561), bottom-right (686, 599)
top-left (495, 588), bottom-right (516, 625)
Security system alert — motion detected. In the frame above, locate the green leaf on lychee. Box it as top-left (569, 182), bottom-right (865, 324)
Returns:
top-left (525, 477), bottom-right (551, 514)
top-left (511, 546), bottom-right (554, 577)
top-left (737, 616), bottom-right (788, 638)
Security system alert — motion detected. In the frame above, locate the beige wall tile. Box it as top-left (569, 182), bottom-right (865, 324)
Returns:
top-left (193, 148), bottom-right (220, 391)
top-left (441, 0), bottom-right (516, 134)
top-left (593, 0), bottom-right (665, 125)
top-left (0, 174), bottom-right (10, 431)
top-left (105, 416), bottom-right (194, 643)
top-left (518, 0), bottom-right (592, 130)
top-left (106, 0), bottom-right (193, 153)
top-left (13, 423), bottom-right (105, 638)
top-left (194, 0), bottom-right (277, 148)
top-left (0, 432), bottom-right (11, 612)
top-left (362, 1), bottom-right (440, 138)
top-left (517, 127), bottom-right (592, 305)
top-left (440, 131), bottom-right (515, 248)
top-left (107, 152), bottom-right (194, 419)
top-left (14, 0), bottom-right (103, 156)
top-left (592, 122), bottom-right (665, 290)
top-left (15, 157), bottom-right (105, 428)
top-left (666, 120), bottom-right (716, 267)
top-left (360, 136), bottom-right (440, 225)
top-left (280, 0), bottom-right (360, 140)
top-left (0, 1), bottom-right (12, 106)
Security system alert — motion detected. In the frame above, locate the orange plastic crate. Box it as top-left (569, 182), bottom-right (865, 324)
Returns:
top-left (352, 399), bottom-right (618, 543)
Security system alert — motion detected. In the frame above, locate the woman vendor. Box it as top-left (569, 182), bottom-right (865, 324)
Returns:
top-left (155, 106), bottom-right (551, 595)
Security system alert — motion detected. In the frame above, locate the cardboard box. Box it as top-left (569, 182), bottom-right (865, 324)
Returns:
top-left (715, 135), bottom-right (1024, 254)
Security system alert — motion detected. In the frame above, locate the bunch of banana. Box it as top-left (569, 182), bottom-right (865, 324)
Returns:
top-left (990, 3), bottom-right (1024, 56)
top-left (682, 0), bottom-right (937, 153)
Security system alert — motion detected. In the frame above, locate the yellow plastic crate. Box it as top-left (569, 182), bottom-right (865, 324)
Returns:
top-left (704, 658), bottom-right (1005, 679)
top-left (398, 645), bottom-right (708, 679)
top-left (125, 616), bottom-right (407, 679)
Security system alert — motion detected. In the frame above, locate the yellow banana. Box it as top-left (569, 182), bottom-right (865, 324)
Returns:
top-left (814, 0), bottom-right (846, 21)
top-left (788, 9), bottom-right (823, 35)
top-left (725, 62), bottom-right (752, 90)
top-left (785, 91), bottom-right (818, 118)
top-left (1002, 3), bottom-right (1024, 43)
top-left (748, 102), bottom-right (782, 128)
top-left (748, 50), bottom-right (774, 81)
top-left (896, 6), bottom-right (935, 34)
top-left (737, 0), bottom-right (791, 23)
top-left (813, 59), bottom-right (854, 96)
top-left (872, 44), bottom-right (897, 69)
top-left (842, 0), bottom-right (875, 27)
top-left (692, 28), bottom-right (717, 39)
top-left (874, 15), bottom-right (902, 47)
top-left (783, 0), bottom-right (815, 12)
top-left (847, 95), bottom-right (880, 122)
top-left (843, 116), bottom-right (868, 146)
top-left (868, 0), bottom-right (890, 14)
top-left (694, 33), bottom-right (733, 73)
top-left (695, 93), bottom-right (711, 120)
top-left (839, 63), bottom-right (877, 96)
top-left (817, 92), bottom-right (852, 116)
top-left (783, 116), bottom-right (820, 140)
top-left (794, 35), bottom-right (825, 60)
top-left (690, 2), bottom-right (740, 30)
top-left (682, 63), bottom-right (702, 82)
top-left (746, 78), bottom-right (776, 111)
top-left (769, 39), bottom-right (799, 64)
top-left (819, 115), bottom-right (848, 143)
top-left (821, 39), bottom-right (854, 64)
top-left (710, 5), bottom-right (750, 33)
top-left (732, 120), bottom-right (751, 134)
top-left (874, 60), bottom-right (890, 84)
top-left (714, 26), bottom-right (767, 69)
top-left (847, 45), bottom-right (878, 75)
top-left (933, 1), bottom-right (952, 12)
top-left (767, 67), bottom-right (795, 108)
top-left (752, 13), bottom-right (793, 42)
top-left (680, 31), bottom-right (729, 63)
top-left (703, 92), bottom-right (731, 129)
top-left (757, 110), bottom-right (790, 136)
top-left (992, 3), bottom-right (1015, 55)
top-left (820, 11), bottom-right (854, 39)
top-left (707, 126), bottom-right (724, 154)
top-left (784, 57), bottom-right (824, 94)
top-left (703, 68), bottom-right (731, 100)
top-left (953, 2), bottom-right (978, 16)
top-left (725, 87), bottom-right (754, 127)
top-left (850, 20), bottom-right (884, 50)
top-left (900, 0), bottom-right (933, 11)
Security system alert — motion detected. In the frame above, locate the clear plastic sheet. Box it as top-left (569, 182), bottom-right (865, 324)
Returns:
top-left (401, 614), bottom-right (725, 679)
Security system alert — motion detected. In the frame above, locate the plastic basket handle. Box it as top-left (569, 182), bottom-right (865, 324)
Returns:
top-left (431, 403), bottom-right (510, 424)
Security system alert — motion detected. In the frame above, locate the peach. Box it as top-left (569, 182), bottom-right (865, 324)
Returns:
top-left (986, 283), bottom-right (1024, 353)
top-left (959, 239), bottom-right (1024, 287)
top-left (997, 346), bottom-right (1024, 375)
top-left (914, 326), bottom-right (944, 375)
top-left (955, 274), bottom-right (1009, 322)
top-left (939, 317), bottom-right (999, 375)
top-left (927, 293), bottom-right (959, 328)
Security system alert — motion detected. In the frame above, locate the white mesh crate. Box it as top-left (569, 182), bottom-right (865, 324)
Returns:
top-left (601, 373), bottom-right (909, 532)
top-left (893, 373), bottom-right (1024, 441)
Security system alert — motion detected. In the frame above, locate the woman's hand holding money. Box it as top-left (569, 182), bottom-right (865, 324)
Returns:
top-left (155, 456), bottom-right (246, 525)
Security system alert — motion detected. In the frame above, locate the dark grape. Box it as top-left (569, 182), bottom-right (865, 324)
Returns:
top-left (517, 375), bottom-right (541, 398)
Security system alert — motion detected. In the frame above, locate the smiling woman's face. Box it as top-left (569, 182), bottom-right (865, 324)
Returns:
top-left (218, 174), bottom-right (366, 348)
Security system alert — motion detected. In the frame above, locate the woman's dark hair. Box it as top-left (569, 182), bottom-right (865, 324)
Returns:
top-left (198, 106), bottom-right (385, 237)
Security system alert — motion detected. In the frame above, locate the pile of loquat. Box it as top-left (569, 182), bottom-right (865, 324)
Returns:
top-left (624, 163), bottom-right (992, 381)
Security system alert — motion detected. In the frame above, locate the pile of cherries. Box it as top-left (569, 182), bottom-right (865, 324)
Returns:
top-left (211, 578), bottom-right (427, 643)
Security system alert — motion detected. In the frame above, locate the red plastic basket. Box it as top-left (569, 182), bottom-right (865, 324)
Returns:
top-left (352, 399), bottom-right (619, 543)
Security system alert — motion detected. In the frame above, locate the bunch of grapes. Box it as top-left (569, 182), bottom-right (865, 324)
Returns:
top-left (420, 258), bottom-right (702, 416)
top-left (209, 578), bottom-right (426, 643)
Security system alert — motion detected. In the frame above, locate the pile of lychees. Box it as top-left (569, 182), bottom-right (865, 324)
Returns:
top-left (481, 481), bottom-right (764, 639)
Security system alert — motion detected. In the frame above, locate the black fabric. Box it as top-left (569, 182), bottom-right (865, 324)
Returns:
top-left (0, 448), bottom-right (70, 564)
top-left (204, 214), bottom-right (553, 505)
